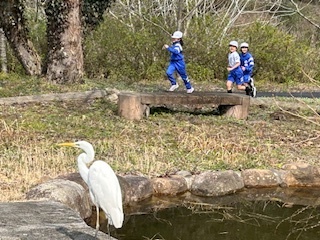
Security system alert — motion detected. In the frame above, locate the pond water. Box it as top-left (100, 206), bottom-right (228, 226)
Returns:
top-left (95, 188), bottom-right (320, 240)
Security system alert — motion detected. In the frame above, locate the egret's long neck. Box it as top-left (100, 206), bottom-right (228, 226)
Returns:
top-left (77, 152), bottom-right (93, 184)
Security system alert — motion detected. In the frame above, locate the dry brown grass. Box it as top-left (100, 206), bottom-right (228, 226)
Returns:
top-left (0, 94), bottom-right (320, 202)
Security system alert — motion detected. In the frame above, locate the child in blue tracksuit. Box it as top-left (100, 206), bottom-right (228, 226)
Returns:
top-left (163, 31), bottom-right (194, 93)
top-left (240, 42), bottom-right (256, 97)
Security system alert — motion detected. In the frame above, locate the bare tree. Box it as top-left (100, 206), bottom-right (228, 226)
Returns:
top-left (108, 0), bottom-right (225, 35)
top-left (1, 0), bottom-right (320, 82)
top-left (288, 0), bottom-right (320, 30)
top-left (0, 0), bottom-right (114, 83)
top-left (107, 0), bottom-right (284, 40)
top-left (0, 28), bottom-right (7, 73)
top-left (0, 0), bottom-right (42, 75)
top-left (45, 0), bottom-right (84, 83)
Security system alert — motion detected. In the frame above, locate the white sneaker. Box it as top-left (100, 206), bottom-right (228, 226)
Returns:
top-left (186, 87), bottom-right (194, 94)
top-left (249, 77), bottom-right (255, 88)
top-left (169, 84), bottom-right (179, 91)
top-left (251, 86), bottom-right (257, 98)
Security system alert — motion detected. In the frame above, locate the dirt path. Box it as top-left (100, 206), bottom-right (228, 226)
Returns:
top-left (257, 91), bottom-right (320, 98)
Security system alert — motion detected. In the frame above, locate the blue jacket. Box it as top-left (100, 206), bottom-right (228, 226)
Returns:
top-left (167, 41), bottom-right (184, 61)
top-left (240, 52), bottom-right (254, 75)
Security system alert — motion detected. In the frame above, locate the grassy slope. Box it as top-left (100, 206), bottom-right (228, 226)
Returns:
top-left (0, 74), bottom-right (320, 201)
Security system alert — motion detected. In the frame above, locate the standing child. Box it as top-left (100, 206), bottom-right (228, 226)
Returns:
top-left (240, 42), bottom-right (256, 97)
top-left (226, 41), bottom-right (252, 95)
top-left (163, 31), bottom-right (194, 93)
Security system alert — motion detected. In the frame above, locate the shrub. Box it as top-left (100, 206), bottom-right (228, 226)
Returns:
top-left (84, 17), bottom-right (168, 82)
top-left (4, 6), bottom-right (320, 87)
top-left (84, 15), bottom-right (320, 86)
top-left (220, 22), bottom-right (320, 84)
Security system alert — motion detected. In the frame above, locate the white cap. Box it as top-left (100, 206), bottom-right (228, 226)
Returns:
top-left (240, 42), bottom-right (249, 48)
top-left (172, 31), bottom-right (183, 39)
top-left (229, 41), bottom-right (238, 48)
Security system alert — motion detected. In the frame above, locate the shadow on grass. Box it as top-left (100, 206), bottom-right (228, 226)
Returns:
top-left (149, 106), bottom-right (221, 116)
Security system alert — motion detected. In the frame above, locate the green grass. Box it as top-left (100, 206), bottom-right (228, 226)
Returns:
top-left (0, 74), bottom-right (320, 201)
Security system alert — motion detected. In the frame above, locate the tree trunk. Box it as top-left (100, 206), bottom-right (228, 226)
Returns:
top-left (0, 28), bottom-right (7, 73)
top-left (45, 0), bottom-right (84, 84)
top-left (0, 0), bottom-right (41, 75)
top-left (176, 0), bottom-right (183, 31)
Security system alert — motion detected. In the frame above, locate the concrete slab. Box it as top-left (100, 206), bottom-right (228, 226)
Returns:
top-left (0, 201), bottom-right (115, 240)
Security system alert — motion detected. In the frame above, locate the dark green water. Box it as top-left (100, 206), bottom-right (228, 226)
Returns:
top-left (96, 188), bottom-right (320, 240)
top-left (112, 201), bottom-right (320, 240)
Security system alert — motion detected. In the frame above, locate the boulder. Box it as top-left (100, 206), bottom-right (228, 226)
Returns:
top-left (280, 162), bottom-right (320, 187)
top-left (117, 175), bottom-right (131, 205)
top-left (190, 170), bottom-right (244, 197)
top-left (176, 170), bottom-right (195, 190)
top-left (0, 201), bottom-right (112, 239)
top-left (152, 175), bottom-right (188, 195)
top-left (57, 172), bottom-right (88, 190)
top-left (26, 179), bottom-right (91, 219)
top-left (242, 169), bottom-right (280, 188)
top-left (122, 175), bottom-right (153, 203)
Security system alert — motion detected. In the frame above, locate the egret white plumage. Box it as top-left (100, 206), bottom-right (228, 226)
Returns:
top-left (58, 141), bottom-right (124, 238)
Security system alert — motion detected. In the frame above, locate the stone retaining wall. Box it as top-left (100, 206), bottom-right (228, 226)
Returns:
top-left (26, 162), bottom-right (320, 219)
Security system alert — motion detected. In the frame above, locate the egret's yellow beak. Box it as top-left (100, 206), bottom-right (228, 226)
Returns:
top-left (57, 142), bottom-right (76, 147)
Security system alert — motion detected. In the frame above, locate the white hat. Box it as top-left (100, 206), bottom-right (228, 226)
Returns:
top-left (172, 31), bottom-right (183, 39)
top-left (229, 41), bottom-right (238, 48)
top-left (240, 42), bottom-right (249, 48)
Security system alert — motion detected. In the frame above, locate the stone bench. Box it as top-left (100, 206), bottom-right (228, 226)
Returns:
top-left (0, 201), bottom-right (113, 239)
top-left (118, 91), bottom-right (250, 120)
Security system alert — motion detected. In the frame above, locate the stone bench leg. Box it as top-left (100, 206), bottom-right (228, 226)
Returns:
top-left (118, 93), bottom-right (145, 120)
top-left (144, 105), bottom-right (150, 117)
top-left (218, 97), bottom-right (250, 120)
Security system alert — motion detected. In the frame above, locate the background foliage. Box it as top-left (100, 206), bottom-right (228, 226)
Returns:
top-left (3, 0), bottom-right (320, 85)
top-left (84, 15), bottom-right (320, 84)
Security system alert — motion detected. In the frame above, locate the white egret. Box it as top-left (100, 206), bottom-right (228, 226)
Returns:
top-left (58, 141), bottom-right (124, 238)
